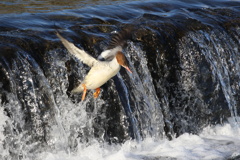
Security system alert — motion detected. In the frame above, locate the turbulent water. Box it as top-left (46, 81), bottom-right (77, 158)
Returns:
top-left (0, 0), bottom-right (240, 159)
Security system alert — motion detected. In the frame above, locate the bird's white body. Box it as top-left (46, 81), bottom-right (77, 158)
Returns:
top-left (71, 58), bottom-right (121, 93)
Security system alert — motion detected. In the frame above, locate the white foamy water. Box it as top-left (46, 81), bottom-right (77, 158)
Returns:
top-left (30, 121), bottom-right (239, 160)
top-left (0, 97), bottom-right (240, 160)
top-left (0, 101), bottom-right (10, 159)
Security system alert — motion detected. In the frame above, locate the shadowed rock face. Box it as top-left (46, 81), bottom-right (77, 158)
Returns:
top-left (0, 0), bottom-right (240, 157)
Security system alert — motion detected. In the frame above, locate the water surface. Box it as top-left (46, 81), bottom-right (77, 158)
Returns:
top-left (0, 0), bottom-right (240, 159)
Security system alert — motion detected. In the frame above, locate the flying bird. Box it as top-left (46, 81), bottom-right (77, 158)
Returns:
top-left (56, 29), bottom-right (132, 101)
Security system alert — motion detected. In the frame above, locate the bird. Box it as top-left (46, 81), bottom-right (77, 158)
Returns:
top-left (56, 30), bottom-right (132, 101)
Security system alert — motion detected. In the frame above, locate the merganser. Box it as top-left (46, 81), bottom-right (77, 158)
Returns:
top-left (56, 31), bottom-right (132, 101)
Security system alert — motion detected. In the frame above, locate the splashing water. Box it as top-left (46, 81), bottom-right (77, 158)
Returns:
top-left (1, 34), bottom-right (240, 159)
top-left (0, 0), bottom-right (240, 157)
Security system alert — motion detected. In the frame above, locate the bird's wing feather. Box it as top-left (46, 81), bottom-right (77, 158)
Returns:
top-left (98, 46), bottom-right (122, 61)
top-left (98, 28), bottom-right (133, 61)
top-left (56, 32), bottom-right (97, 67)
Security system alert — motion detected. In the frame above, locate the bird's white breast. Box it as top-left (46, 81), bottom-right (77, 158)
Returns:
top-left (83, 59), bottom-right (121, 89)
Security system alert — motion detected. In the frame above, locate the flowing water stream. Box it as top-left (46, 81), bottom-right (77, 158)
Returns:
top-left (0, 0), bottom-right (240, 159)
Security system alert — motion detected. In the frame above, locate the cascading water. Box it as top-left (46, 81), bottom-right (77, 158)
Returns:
top-left (177, 28), bottom-right (240, 127)
top-left (125, 42), bottom-right (165, 139)
top-left (0, 0), bottom-right (240, 159)
top-left (191, 29), bottom-right (240, 125)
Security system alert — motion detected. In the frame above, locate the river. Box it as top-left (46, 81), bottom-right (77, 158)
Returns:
top-left (0, 0), bottom-right (240, 159)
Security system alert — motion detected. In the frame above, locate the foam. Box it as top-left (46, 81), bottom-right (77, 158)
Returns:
top-left (0, 100), bottom-right (10, 158)
top-left (35, 122), bottom-right (240, 160)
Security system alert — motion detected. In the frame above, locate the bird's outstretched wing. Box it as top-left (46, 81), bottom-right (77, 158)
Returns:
top-left (98, 28), bottom-right (133, 61)
top-left (56, 32), bottom-right (97, 67)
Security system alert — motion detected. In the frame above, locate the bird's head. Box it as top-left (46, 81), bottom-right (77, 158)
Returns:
top-left (116, 51), bottom-right (132, 73)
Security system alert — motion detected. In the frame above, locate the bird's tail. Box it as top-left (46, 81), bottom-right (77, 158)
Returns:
top-left (71, 84), bottom-right (84, 94)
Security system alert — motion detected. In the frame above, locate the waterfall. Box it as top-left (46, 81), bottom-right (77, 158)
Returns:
top-left (0, 0), bottom-right (240, 159)
top-left (177, 28), bottom-right (240, 127)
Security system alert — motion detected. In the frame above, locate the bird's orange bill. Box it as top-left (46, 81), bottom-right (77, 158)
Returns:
top-left (125, 67), bottom-right (132, 73)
